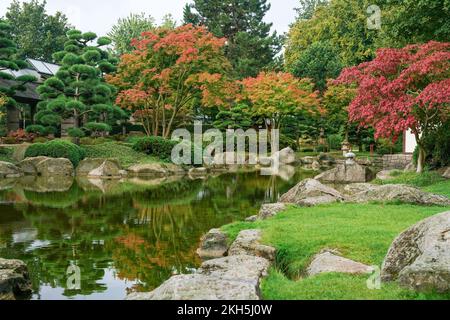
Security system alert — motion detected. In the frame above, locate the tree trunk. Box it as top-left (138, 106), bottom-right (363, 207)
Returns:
top-left (416, 145), bottom-right (426, 173)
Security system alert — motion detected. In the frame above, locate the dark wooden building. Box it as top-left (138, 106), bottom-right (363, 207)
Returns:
top-left (1, 58), bottom-right (59, 132)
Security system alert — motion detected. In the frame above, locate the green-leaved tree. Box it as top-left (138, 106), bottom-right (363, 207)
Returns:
top-left (5, 0), bottom-right (71, 61)
top-left (184, 0), bottom-right (282, 79)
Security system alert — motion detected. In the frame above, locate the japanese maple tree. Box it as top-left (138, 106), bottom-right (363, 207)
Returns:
top-left (241, 71), bottom-right (320, 131)
top-left (107, 24), bottom-right (232, 138)
top-left (336, 41), bottom-right (450, 172)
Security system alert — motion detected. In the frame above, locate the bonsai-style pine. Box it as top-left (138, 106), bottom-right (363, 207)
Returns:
top-left (35, 29), bottom-right (119, 136)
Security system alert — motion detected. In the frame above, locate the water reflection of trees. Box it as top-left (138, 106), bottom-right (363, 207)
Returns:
top-left (0, 170), bottom-right (314, 299)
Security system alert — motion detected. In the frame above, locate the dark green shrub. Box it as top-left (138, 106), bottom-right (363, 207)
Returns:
top-left (25, 139), bottom-right (85, 166)
top-left (84, 122), bottom-right (112, 136)
top-left (279, 135), bottom-right (299, 151)
top-left (132, 136), bottom-right (179, 161)
top-left (79, 137), bottom-right (111, 145)
top-left (26, 125), bottom-right (47, 136)
top-left (68, 127), bottom-right (85, 138)
top-left (417, 121), bottom-right (450, 168)
top-left (376, 138), bottom-right (403, 155)
top-left (132, 136), bottom-right (203, 164)
top-left (327, 134), bottom-right (343, 150)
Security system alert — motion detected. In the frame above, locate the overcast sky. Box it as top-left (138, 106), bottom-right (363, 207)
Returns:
top-left (0, 0), bottom-right (299, 36)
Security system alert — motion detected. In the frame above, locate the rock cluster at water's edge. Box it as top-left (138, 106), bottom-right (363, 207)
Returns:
top-left (127, 229), bottom-right (275, 300)
top-left (0, 258), bottom-right (32, 300)
top-left (0, 161), bottom-right (23, 179)
top-left (315, 162), bottom-right (374, 184)
top-left (346, 184), bottom-right (450, 206)
top-left (19, 157), bottom-right (74, 177)
top-left (279, 178), bottom-right (344, 206)
top-left (196, 229), bottom-right (228, 260)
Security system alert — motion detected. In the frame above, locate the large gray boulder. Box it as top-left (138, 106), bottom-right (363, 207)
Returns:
top-left (228, 230), bottom-right (276, 262)
top-left (76, 158), bottom-right (121, 177)
top-left (307, 250), bottom-right (374, 276)
top-left (258, 203), bottom-right (289, 220)
top-left (0, 258), bottom-right (32, 300)
top-left (274, 147), bottom-right (296, 165)
top-left (279, 178), bottom-right (344, 206)
top-left (197, 229), bottom-right (229, 260)
top-left (315, 163), bottom-right (374, 183)
top-left (126, 255), bottom-right (270, 300)
top-left (301, 156), bottom-right (316, 165)
top-left (347, 184), bottom-right (450, 206)
top-left (87, 160), bottom-right (121, 179)
top-left (343, 183), bottom-right (377, 195)
top-left (19, 156), bottom-right (48, 175)
top-left (381, 211), bottom-right (450, 293)
top-left (35, 158), bottom-right (74, 177)
top-left (127, 163), bottom-right (168, 177)
top-left (0, 161), bottom-right (23, 178)
top-left (19, 157), bottom-right (74, 177)
top-left (443, 167), bottom-right (450, 179)
top-left (164, 163), bottom-right (186, 175)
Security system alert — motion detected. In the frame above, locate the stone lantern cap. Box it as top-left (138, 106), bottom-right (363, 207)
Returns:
top-left (345, 152), bottom-right (356, 165)
top-left (345, 152), bottom-right (356, 159)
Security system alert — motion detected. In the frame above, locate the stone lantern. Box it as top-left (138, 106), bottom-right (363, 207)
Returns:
top-left (345, 152), bottom-right (356, 165)
top-left (341, 140), bottom-right (351, 156)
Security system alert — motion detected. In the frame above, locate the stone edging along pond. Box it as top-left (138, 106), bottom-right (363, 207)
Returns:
top-left (124, 173), bottom-right (450, 300)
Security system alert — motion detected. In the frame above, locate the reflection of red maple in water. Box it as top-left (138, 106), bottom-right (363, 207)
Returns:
top-left (115, 233), bottom-right (146, 251)
top-left (110, 204), bottom-right (202, 290)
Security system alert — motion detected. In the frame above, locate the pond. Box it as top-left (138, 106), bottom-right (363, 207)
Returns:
top-left (0, 169), bottom-right (314, 300)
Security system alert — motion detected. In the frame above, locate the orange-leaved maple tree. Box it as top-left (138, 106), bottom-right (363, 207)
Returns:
top-left (106, 24), bottom-right (233, 137)
top-left (335, 41), bottom-right (450, 172)
top-left (240, 72), bottom-right (320, 130)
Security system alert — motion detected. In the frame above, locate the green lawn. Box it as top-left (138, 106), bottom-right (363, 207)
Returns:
top-left (222, 177), bottom-right (450, 300)
top-left (81, 141), bottom-right (163, 168)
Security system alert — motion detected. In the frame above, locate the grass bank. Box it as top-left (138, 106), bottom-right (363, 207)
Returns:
top-left (81, 141), bottom-right (163, 168)
top-left (374, 171), bottom-right (450, 198)
top-left (222, 174), bottom-right (450, 300)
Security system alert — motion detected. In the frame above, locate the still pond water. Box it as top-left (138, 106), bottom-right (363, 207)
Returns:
top-left (0, 169), bottom-right (313, 300)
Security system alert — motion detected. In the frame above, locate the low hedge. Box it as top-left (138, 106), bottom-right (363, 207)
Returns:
top-left (132, 136), bottom-right (179, 161)
top-left (25, 139), bottom-right (86, 166)
top-left (132, 136), bottom-right (202, 164)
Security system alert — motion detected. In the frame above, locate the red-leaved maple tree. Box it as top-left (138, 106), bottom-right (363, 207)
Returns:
top-left (336, 41), bottom-right (450, 172)
top-left (107, 24), bottom-right (233, 137)
top-left (241, 72), bottom-right (320, 131)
